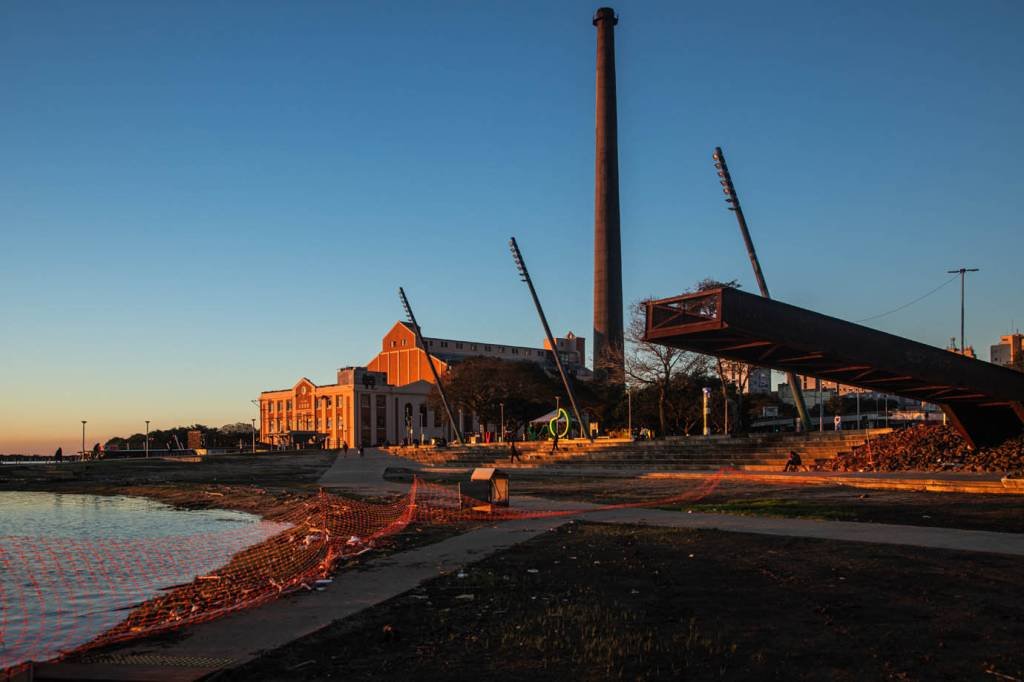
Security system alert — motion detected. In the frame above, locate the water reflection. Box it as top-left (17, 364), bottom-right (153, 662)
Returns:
top-left (0, 492), bottom-right (289, 669)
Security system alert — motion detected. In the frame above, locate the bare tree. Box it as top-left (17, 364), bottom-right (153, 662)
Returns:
top-left (692, 278), bottom-right (754, 434)
top-left (623, 299), bottom-right (710, 436)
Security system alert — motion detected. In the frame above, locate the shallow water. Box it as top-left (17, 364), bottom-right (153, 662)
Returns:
top-left (0, 491), bottom-right (289, 669)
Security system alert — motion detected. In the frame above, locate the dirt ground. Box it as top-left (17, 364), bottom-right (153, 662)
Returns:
top-left (514, 477), bottom-right (1024, 533)
top-left (225, 521), bottom-right (1024, 682)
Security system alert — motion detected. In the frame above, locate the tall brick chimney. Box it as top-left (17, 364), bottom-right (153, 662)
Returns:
top-left (592, 7), bottom-right (624, 383)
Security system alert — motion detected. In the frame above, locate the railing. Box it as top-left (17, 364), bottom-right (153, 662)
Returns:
top-left (646, 289), bottom-right (722, 334)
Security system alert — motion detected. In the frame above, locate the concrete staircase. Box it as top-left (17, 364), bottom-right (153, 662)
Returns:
top-left (385, 429), bottom-right (890, 472)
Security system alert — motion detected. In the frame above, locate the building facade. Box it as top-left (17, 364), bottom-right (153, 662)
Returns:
top-left (367, 322), bottom-right (591, 388)
top-left (718, 363), bottom-right (772, 395)
top-left (259, 368), bottom-right (453, 449)
top-left (991, 333), bottom-right (1024, 372)
top-left (260, 322), bottom-right (588, 448)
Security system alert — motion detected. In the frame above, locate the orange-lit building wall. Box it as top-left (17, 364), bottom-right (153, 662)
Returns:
top-left (367, 322), bottom-right (449, 387)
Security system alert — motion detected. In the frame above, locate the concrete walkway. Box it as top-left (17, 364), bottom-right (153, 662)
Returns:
top-left (316, 448), bottom-right (420, 494)
top-left (647, 469), bottom-right (1024, 495)
top-left (557, 502), bottom-right (1024, 557)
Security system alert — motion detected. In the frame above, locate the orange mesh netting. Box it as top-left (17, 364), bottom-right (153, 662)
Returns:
top-left (0, 473), bottom-right (723, 675)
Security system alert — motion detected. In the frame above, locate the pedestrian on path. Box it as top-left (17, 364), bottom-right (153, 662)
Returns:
top-left (550, 431), bottom-right (559, 453)
top-left (358, 442), bottom-right (365, 457)
top-left (342, 441), bottom-right (349, 456)
top-left (509, 437), bottom-right (521, 464)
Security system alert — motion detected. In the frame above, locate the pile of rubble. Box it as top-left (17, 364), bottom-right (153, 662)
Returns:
top-left (826, 425), bottom-right (1024, 474)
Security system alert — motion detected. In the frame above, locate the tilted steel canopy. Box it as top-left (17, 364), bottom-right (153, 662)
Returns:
top-left (644, 287), bottom-right (1024, 448)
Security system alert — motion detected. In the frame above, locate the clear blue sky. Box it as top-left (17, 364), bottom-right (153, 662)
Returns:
top-left (2, 1), bottom-right (1022, 453)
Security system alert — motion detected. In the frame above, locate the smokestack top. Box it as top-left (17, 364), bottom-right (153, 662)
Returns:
top-left (593, 7), bottom-right (618, 26)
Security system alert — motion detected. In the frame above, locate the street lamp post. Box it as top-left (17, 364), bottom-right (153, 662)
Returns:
top-left (81, 420), bottom-right (87, 458)
top-left (627, 387), bottom-right (632, 439)
top-left (251, 418), bottom-right (257, 454)
top-left (702, 387), bottom-right (711, 436)
top-left (145, 420), bottom-right (150, 458)
top-left (499, 402), bottom-right (505, 443)
top-left (947, 267), bottom-right (979, 354)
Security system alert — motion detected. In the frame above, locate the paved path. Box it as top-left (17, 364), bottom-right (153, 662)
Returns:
top-left (316, 448), bottom-right (420, 494)
top-left (647, 469), bottom-right (1022, 495)
top-left (593, 506), bottom-right (1024, 555)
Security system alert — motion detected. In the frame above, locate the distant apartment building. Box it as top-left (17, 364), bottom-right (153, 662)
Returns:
top-left (719, 364), bottom-right (771, 394)
top-left (748, 367), bottom-right (772, 394)
top-left (991, 333), bottom-right (1024, 372)
top-left (795, 375), bottom-right (868, 396)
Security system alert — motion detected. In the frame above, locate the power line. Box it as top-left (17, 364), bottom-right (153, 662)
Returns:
top-left (854, 275), bottom-right (959, 323)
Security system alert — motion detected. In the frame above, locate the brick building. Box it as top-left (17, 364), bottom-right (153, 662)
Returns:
top-left (259, 322), bottom-right (590, 448)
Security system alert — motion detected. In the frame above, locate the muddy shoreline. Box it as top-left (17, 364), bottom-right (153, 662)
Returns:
top-left (0, 451), bottom-right (340, 519)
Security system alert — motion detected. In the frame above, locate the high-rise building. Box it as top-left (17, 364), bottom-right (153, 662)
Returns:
top-left (991, 333), bottom-right (1024, 372)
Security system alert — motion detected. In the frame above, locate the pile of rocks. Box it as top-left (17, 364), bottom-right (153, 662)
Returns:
top-left (826, 425), bottom-right (1024, 474)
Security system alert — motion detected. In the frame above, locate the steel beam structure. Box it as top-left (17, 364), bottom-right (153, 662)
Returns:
top-left (644, 287), bottom-right (1024, 448)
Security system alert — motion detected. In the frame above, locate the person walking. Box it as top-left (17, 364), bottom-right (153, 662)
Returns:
top-left (550, 430), bottom-right (559, 453)
top-left (509, 436), bottom-right (521, 464)
top-left (54, 446), bottom-right (62, 463)
top-left (342, 440), bottom-right (349, 456)
top-left (358, 442), bottom-right (365, 457)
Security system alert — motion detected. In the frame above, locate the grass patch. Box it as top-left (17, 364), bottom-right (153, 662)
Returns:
top-left (679, 498), bottom-right (858, 520)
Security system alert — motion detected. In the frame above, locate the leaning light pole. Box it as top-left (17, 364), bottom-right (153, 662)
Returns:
top-left (713, 146), bottom-right (812, 433)
top-left (398, 287), bottom-right (464, 445)
top-left (509, 237), bottom-right (592, 441)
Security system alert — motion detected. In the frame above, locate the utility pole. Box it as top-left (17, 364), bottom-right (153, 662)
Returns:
top-left (145, 420), bottom-right (150, 458)
top-left (714, 147), bottom-right (812, 433)
top-left (817, 378), bottom-right (823, 432)
top-left (947, 267), bottom-right (979, 354)
top-left (510, 237), bottom-right (592, 441)
top-left (399, 287), bottom-right (464, 444)
top-left (81, 420), bottom-right (87, 458)
top-left (251, 418), bottom-right (257, 454)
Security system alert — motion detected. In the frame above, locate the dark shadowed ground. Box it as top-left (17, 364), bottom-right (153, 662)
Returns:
top-left (225, 521), bottom-right (1024, 682)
